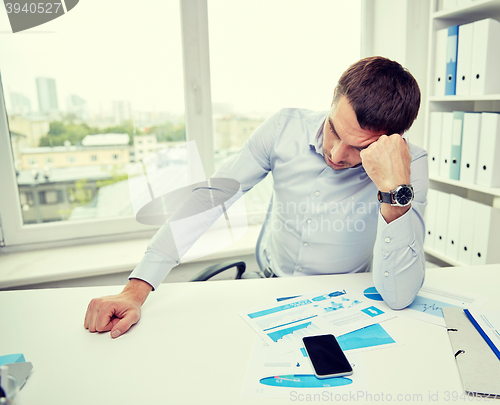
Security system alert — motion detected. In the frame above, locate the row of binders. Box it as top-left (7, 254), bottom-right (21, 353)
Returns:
top-left (427, 111), bottom-right (500, 187)
top-left (425, 190), bottom-right (500, 265)
top-left (433, 18), bottom-right (500, 96)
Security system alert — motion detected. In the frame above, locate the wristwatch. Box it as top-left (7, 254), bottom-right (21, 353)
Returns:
top-left (377, 185), bottom-right (414, 207)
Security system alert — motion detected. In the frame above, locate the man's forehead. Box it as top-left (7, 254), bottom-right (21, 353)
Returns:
top-left (327, 103), bottom-right (385, 146)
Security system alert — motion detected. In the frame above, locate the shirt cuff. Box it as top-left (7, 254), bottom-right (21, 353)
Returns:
top-left (377, 208), bottom-right (415, 252)
top-left (129, 252), bottom-right (178, 291)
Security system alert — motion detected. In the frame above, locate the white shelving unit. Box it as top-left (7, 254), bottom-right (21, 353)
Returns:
top-left (423, 0), bottom-right (500, 266)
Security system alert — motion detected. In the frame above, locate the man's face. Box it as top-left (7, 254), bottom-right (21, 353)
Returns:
top-left (322, 96), bottom-right (386, 170)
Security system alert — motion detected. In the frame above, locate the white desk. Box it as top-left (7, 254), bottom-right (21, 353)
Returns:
top-left (1, 264), bottom-right (499, 404)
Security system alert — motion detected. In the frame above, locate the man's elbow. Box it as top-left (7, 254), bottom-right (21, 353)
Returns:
top-left (379, 270), bottom-right (425, 310)
top-left (383, 293), bottom-right (417, 310)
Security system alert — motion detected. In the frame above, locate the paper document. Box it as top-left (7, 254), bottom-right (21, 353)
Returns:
top-left (241, 336), bottom-right (368, 399)
top-left (240, 289), bottom-right (395, 354)
top-left (363, 284), bottom-right (486, 326)
top-left (464, 309), bottom-right (500, 361)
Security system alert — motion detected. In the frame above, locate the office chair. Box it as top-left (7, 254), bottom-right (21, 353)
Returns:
top-left (189, 195), bottom-right (274, 281)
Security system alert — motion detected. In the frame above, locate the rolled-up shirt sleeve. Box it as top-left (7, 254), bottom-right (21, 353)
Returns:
top-left (372, 147), bottom-right (429, 309)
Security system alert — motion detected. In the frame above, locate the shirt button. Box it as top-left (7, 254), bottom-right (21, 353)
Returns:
top-left (298, 267), bottom-right (303, 272)
top-left (303, 242), bottom-right (309, 247)
top-left (384, 272), bottom-right (389, 277)
top-left (384, 237), bottom-right (391, 243)
top-left (307, 219), bottom-right (312, 224)
top-left (315, 190), bottom-right (320, 196)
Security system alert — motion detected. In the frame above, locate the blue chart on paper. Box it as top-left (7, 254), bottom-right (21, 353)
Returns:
top-left (408, 295), bottom-right (457, 317)
top-left (337, 324), bottom-right (395, 351)
top-left (267, 322), bottom-right (313, 342)
top-left (260, 374), bottom-right (353, 388)
top-left (363, 287), bottom-right (458, 318)
top-left (363, 287), bottom-right (383, 301)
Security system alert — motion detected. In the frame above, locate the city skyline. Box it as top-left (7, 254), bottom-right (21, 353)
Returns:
top-left (0, 0), bottom-right (361, 119)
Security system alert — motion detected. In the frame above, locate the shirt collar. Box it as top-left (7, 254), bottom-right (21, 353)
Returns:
top-left (309, 111), bottom-right (329, 156)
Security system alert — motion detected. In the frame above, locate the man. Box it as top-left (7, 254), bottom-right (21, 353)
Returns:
top-left (84, 56), bottom-right (428, 338)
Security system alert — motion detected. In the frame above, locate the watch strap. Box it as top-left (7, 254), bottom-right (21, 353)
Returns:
top-left (377, 191), bottom-right (393, 204)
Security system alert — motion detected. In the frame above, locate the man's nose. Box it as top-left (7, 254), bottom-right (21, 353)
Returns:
top-left (330, 141), bottom-right (350, 162)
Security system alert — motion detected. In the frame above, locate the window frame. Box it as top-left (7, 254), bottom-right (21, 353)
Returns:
top-left (0, 0), bottom-right (214, 251)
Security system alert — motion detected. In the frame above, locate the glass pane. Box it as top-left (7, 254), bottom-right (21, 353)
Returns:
top-left (208, 0), bottom-right (362, 223)
top-left (0, 0), bottom-right (184, 225)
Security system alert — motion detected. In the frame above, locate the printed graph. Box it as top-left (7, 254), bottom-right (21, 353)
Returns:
top-left (267, 322), bottom-right (323, 344)
top-left (363, 287), bottom-right (383, 301)
top-left (408, 296), bottom-right (457, 317)
top-left (260, 374), bottom-right (353, 388)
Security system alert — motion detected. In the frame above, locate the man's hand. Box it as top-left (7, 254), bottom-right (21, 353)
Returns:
top-left (360, 134), bottom-right (412, 223)
top-left (84, 278), bottom-right (153, 339)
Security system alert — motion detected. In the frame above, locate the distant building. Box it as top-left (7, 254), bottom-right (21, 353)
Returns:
top-left (214, 115), bottom-right (264, 151)
top-left (82, 133), bottom-right (130, 147)
top-left (9, 114), bottom-right (51, 166)
top-left (67, 94), bottom-right (88, 121)
top-left (18, 133), bottom-right (131, 169)
top-left (132, 135), bottom-right (183, 162)
top-left (133, 134), bottom-right (157, 162)
top-left (112, 100), bottom-right (132, 124)
top-left (10, 92), bottom-right (32, 115)
top-left (8, 114), bottom-right (50, 147)
top-left (19, 144), bottom-right (130, 170)
top-left (36, 77), bottom-right (59, 114)
top-left (16, 164), bottom-right (133, 224)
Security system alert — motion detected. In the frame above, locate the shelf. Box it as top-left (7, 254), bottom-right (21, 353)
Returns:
top-left (433, 0), bottom-right (500, 21)
top-left (424, 246), bottom-right (464, 267)
top-left (428, 94), bottom-right (500, 102)
top-left (429, 175), bottom-right (500, 197)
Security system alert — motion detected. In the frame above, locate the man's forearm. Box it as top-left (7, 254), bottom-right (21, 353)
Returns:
top-left (372, 209), bottom-right (425, 309)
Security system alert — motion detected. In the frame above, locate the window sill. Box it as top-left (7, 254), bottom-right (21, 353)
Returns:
top-left (0, 225), bottom-right (261, 289)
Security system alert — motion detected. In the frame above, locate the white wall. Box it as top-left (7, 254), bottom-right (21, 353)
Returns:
top-left (362, 0), bottom-right (430, 147)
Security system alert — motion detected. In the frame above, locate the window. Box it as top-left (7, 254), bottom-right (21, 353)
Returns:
top-left (0, 0), bottom-right (185, 247)
top-left (20, 192), bottom-right (34, 207)
top-left (44, 157), bottom-right (54, 164)
top-left (0, 0), bottom-right (362, 249)
top-left (39, 190), bottom-right (63, 205)
top-left (208, 0), bottom-right (361, 222)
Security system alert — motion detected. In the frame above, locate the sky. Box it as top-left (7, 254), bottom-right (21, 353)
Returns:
top-left (0, 0), bottom-right (361, 118)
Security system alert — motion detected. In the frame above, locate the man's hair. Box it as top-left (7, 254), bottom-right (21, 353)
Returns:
top-left (333, 56), bottom-right (421, 134)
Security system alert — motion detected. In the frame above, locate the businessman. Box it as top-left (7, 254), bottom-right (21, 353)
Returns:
top-left (84, 56), bottom-right (428, 338)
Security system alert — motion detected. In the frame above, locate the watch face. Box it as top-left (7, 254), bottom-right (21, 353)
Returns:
top-left (395, 186), bottom-right (414, 206)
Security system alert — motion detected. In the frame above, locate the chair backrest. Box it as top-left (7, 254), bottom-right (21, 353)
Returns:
top-left (255, 194), bottom-right (273, 271)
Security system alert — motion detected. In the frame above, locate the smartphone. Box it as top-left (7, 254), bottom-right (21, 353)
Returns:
top-left (302, 334), bottom-right (353, 379)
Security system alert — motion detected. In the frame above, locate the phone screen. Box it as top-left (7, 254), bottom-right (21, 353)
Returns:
top-left (303, 334), bottom-right (353, 378)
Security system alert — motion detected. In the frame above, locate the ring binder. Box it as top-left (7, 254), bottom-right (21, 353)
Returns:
top-left (443, 308), bottom-right (500, 397)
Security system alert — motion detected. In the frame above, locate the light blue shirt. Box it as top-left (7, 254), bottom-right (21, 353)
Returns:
top-left (130, 108), bottom-right (428, 309)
